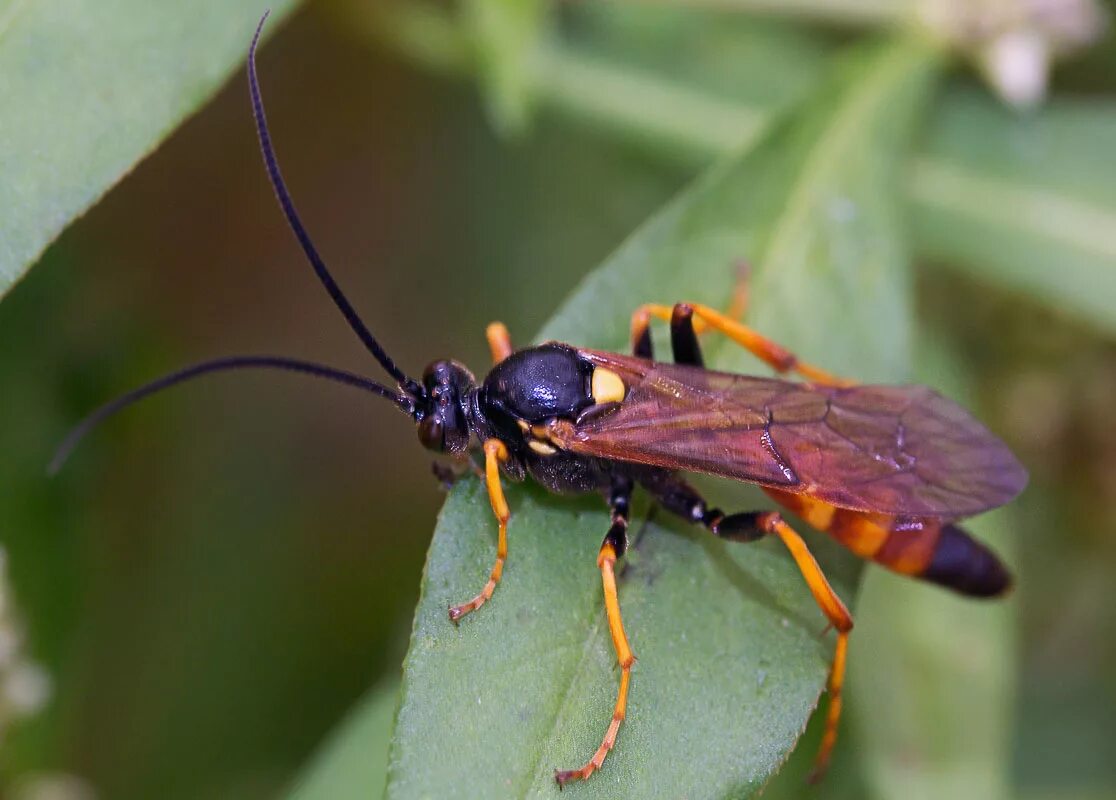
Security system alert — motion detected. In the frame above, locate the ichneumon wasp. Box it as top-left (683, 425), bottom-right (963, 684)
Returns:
top-left (52, 12), bottom-right (1027, 787)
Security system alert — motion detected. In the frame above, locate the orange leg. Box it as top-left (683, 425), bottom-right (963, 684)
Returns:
top-left (486, 321), bottom-right (513, 364)
top-left (691, 303), bottom-right (854, 387)
top-left (636, 302), bottom-right (853, 387)
top-left (631, 262), bottom-right (853, 387)
top-left (629, 262), bottom-right (750, 356)
top-left (756, 511), bottom-right (852, 782)
top-left (555, 530), bottom-right (634, 786)
top-left (448, 439), bottom-right (510, 622)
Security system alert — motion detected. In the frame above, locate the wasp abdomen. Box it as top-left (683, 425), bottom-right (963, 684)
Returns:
top-left (919, 523), bottom-right (1012, 598)
top-left (766, 489), bottom-right (1012, 598)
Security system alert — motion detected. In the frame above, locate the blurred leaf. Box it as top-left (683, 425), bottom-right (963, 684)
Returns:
top-left (558, 3), bottom-right (832, 112)
top-left (911, 90), bottom-right (1116, 335)
top-left (462, 0), bottom-right (547, 135)
top-left (287, 680), bottom-right (399, 800)
top-left (1019, 790), bottom-right (1116, 800)
top-left (361, 0), bottom-right (831, 163)
top-left (538, 6), bottom-right (831, 166)
top-left (366, 3), bottom-right (1116, 335)
top-left (0, 0), bottom-right (300, 301)
top-left (657, 0), bottom-right (912, 27)
top-left (849, 338), bottom-right (1016, 800)
top-left (383, 38), bottom-right (939, 799)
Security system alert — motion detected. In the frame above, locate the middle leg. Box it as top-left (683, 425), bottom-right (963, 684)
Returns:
top-left (555, 477), bottom-right (636, 787)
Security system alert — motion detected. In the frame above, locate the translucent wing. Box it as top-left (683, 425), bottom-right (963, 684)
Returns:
top-left (548, 350), bottom-right (1027, 518)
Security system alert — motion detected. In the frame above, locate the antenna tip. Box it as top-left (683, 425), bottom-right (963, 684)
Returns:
top-left (47, 434), bottom-right (80, 477)
top-left (46, 453), bottom-right (66, 478)
top-left (253, 9), bottom-right (271, 49)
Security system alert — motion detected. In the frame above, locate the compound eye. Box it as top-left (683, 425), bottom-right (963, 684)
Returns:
top-left (418, 416), bottom-right (445, 451)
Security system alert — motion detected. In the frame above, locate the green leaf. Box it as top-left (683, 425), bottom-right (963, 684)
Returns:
top-left (850, 338), bottom-right (1016, 800)
top-left (384, 37), bottom-right (940, 799)
top-left (0, 0), bottom-right (300, 301)
top-left (287, 680), bottom-right (399, 800)
top-left (911, 89), bottom-right (1116, 334)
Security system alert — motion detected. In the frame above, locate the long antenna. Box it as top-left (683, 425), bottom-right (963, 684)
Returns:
top-left (49, 355), bottom-right (412, 474)
top-left (249, 12), bottom-right (421, 396)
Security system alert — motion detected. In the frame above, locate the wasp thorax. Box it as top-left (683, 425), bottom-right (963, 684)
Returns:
top-left (482, 344), bottom-right (595, 424)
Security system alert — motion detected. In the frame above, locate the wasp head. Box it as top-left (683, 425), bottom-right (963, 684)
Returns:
top-left (414, 360), bottom-right (475, 454)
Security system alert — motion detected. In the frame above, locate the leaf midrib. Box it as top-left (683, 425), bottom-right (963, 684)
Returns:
top-left (513, 41), bottom-right (927, 798)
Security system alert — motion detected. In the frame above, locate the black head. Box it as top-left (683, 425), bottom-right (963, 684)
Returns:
top-left (415, 360), bottom-right (476, 454)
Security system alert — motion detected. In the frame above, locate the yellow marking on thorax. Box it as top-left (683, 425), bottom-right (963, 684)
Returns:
top-left (591, 368), bottom-right (626, 404)
top-left (528, 439), bottom-right (557, 456)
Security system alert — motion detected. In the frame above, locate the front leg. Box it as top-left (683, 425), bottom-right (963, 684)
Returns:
top-left (430, 450), bottom-right (484, 490)
top-left (555, 477), bottom-right (635, 787)
top-left (448, 438), bottom-right (510, 623)
top-left (486, 321), bottom-right (513, 364)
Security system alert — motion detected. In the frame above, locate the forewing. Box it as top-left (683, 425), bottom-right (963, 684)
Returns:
top-left (549, 351), bottom-right (1027, 517)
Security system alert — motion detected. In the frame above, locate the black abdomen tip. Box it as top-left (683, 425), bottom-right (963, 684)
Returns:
top-left (922, 524), bottom-right (1013, 598)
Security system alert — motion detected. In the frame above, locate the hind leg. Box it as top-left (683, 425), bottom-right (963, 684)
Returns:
top-left (630, 262), bottom-right (750, 361)
top-left (642, 473), bottom-right (852, 780)
top-left (631, 262), bottom-right (852, 387)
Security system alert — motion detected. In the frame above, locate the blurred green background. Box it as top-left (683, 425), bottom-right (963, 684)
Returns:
top-left (1, 1), bottom-right (1115, 799)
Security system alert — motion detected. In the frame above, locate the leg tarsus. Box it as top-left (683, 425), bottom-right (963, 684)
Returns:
top-left (430, 453), bottom-right (485, 490)
top-left (755, 511), bottom-right (852, 780)
top-left (807, 629), bottom-right (848, 783)
top-left (431, 461), bottom-right (461, 491)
